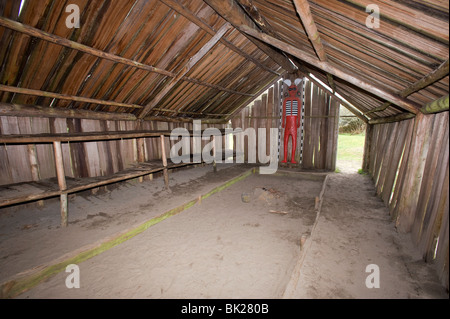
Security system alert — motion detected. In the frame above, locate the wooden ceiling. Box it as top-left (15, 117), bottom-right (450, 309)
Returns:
top-left (0, 0), bottom-right (448, 123)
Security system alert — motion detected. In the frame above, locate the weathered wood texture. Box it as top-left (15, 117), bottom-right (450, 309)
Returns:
top-left (365, 111), bottom-right (449, 290)
top-left (231, 77), bottom-right (339, 170)
top-left (301, 80), bottom-right (340, 170)
top-left (0, 116), bottom-right (223, 186)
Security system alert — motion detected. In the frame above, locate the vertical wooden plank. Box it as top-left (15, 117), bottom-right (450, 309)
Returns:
top-left (266, 87), bottom-right (274, 154)
top-left (376, 122), bottom-right (399, 197)
top-left (368, 124), bottom-right (379, 176)
top-left (318, 91), bottom-right (328, 169)
top-left (390, 119), bottom-right (415, 217)
top-left (413, 112), bottom-right (449, 252)
top-left (381, 119), bottom-right (410, 204)
top-left (260, 93), bottom-right (268, 162)
top-left (81, 119), bottom-right (101, 178)
top-left (160, 134), bottom-right (170, 191)
top-left (302, 80), bottom-right (312, 169)
top-left (331, 97), bottom-right (340, 171)
top-left (0, 117), bottom-right (13, 185)
top-left (362, 123), bottom-right (373, 172)
top-left (433, 167), bottom-right (449, 289)
top-left (27, 144), bottom-right (40, 181)
top-left (31, 117), bottom-right (54, 180)
top-left (99, 120), bottom-right (114, 176)
top-left (1, 117), bottom-right (32, 183)
top-left (311, 83), bottom-right (320, 168)
top-left (395, 113), bottom-right (435, 233)
top-left (53, 141), bottom-right (67, 228)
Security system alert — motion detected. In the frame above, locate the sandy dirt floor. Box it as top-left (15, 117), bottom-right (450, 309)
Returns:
top-left (0, 163), bottom-right (448, 299)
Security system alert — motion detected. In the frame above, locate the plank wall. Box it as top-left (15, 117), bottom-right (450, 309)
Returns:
top-left (0, 116), bottom-right (224, 186)
top-left (231, 78), bottom-right (339, 170)
top-left (365, 111), bottom-right (449, 290)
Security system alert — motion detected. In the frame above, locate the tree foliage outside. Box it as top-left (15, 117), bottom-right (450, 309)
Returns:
top-left (339, 106), bottom-right (366, 134)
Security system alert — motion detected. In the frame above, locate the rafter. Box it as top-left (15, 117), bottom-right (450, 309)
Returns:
top-left (292, 0), bottom-right (336, 92)
top-left (204, 0), bottom-right (297, 73)
top-left (0, 17), bottom-right (252, 99)
top-left (160, 0), bottom-right (280, 76)
top-left (137, 22), bottom-right (232, 119)
top-left (365, 59), bottom-right (449, 115)
top-left (239, 24), bottom-right (422, 114)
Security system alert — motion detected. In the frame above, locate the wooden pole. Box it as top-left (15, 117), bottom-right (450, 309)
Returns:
top-left (420, 95), bottom-right (449, 114)
top-left (0, 84), bottom-right (142, 109)
top-left (53, 141), bottom-right (68, 227)
top-left (365, 59), bottom-right (449, 115)
top-left (368, 113), bottom-right (416, 125)
top-left (239, 25), bottom-right (421, 114)
top-left (292, 0), bottom-right (336, 92)
top-left (160, 135), bottom-right (170, 191)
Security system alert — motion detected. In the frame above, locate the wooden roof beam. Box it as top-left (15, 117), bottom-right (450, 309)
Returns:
top-left (365, 59), bottom-right (449, 115)
top-left (0, 17), bottom-right (252, 99)
top-left (293, 0), bottom-right (336, 92)
top-left (204, 0), bottom-right (298, 73)
top-left (137, 22), bottom-right (232, 119)
top-left (0, 84), bottom-right (227, 117)
top-left (0, 102), bottom-right (228, 124)
top-left (0, 84), bottom-right (142, 110)
top-left (160, 0), bottom-right (280, 76)
top-left (239, 24), bottom-right (421, 114)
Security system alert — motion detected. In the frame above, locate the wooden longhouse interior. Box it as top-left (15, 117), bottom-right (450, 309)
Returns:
top-left (0, 0), bottom-right (448, 300)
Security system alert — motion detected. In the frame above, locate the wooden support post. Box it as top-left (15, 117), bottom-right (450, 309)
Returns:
top-left (53, 141), bottom-right (68, 227)
top-left (27, 144), bottom-right (44, 208)
top-left (160, 135), bottom-right (170, 192)
top-left (137, 137), bottom-right (145, 183)
top-left (212, 135), bottom-right (217, 173)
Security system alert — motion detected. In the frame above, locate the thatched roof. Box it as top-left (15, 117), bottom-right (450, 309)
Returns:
top-left (0, 0), bottom-right (448, 123)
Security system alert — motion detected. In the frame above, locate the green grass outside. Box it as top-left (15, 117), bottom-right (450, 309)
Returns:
top-left (336, 133), bottom-right (365, 172)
